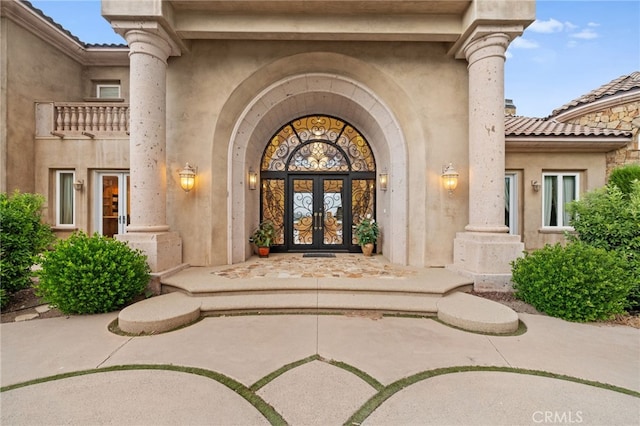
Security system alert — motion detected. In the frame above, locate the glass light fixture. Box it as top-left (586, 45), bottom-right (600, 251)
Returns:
top-left (442, 163), bottom-right (459, 195)
top-left (179, 163), bottom-right (197, 193)
top-left (73, 179), bottom-right (84, 191)
top-left (249, 170), bottom-right (258, 190)
top-left (379, 170), bottom-right (388, 191)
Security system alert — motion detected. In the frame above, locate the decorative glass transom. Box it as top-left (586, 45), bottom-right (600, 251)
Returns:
top-left (261, 115), bottom-right (375, 172)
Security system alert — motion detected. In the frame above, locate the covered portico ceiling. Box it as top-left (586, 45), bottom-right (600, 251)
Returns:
top-left (169, 1), bottom-right (471, 15)
top-left (103, 0), bottom-right (534, 50)
top-left (104, 0), bottom-right (476, 43)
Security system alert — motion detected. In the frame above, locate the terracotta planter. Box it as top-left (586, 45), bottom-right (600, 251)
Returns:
top-left (361, 243), bottom-right (374, 256)
top-left (258, 246), bottom-right (270, 258)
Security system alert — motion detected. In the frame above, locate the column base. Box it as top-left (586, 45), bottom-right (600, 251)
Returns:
top-left (447, 231), bottom-right (524, 291)
top-left (116, 231), bottom-right (183, 274)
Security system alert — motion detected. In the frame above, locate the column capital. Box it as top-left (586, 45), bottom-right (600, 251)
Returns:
top-left (454, 24), bottom-right (524, 60)
top-left (111, 20), bottom-right (182, 62)
top-left (463, 32), bottom-right (510, 67)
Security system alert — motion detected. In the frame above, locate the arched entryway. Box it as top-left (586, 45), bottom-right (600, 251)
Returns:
top-left (226, 69), bottom-right (410, 265)
top-left (260, 115), bottom-right (376, 252)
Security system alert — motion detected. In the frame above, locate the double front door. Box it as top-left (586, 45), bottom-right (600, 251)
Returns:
top-left (289, 175), bottom-right (350, 251)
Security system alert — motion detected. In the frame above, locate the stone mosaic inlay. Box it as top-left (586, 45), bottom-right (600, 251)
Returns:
top-left (211, 255), bottom-right (416, 279)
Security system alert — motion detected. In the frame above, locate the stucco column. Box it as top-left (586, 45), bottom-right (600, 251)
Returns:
top-left (464, 33), bottom-right (511, 233)
top-left (449, 30), bottom-right (524, 291)
top-left (125, 29), bottom-right (170, 232)
top-left (115, 27), bottom-right (183, 274)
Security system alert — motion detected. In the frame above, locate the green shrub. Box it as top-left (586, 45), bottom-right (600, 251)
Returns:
top-left (512, 243), bottom-right (633, 322)
top-left (567, 182), bottom-right (640, 312)
top-left (0, 288), bottom-right (8, 310)
top-left (36, 232), bottom-right (150, 314)
top-left (0, 191), bottom-right (55, 294)
top-left (608, 164), bottom-right (640, 196)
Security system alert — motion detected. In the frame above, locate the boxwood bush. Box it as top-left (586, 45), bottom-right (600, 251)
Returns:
top-left (512, 242), bottom-right (633, 322)
top-left (36, 232), bottom-right (150, 314)
top-left (0, 192), bottom-right (55, 299)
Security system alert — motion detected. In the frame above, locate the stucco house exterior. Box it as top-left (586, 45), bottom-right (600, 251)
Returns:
top-left (1, 0), bottom-right (635, 290)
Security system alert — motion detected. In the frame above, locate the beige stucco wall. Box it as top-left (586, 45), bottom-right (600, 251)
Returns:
top-left (165, 40), bottom-right (469, 268)
top-left (506, 151), bottom-right (608, 251)
top-left (34, 136), bottom-right (130, 238)
top-left (2, 19), bottom-right (84, 193)
top-left (82, 66), bottom-right (130, 100)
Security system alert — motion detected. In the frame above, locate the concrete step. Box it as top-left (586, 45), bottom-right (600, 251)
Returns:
top-left (117, 263), bottom-right (518, 336)
top-left (198, 290), bottom-right (440, 315)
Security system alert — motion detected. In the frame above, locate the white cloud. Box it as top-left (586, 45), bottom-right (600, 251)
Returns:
top-left (571, 28), bottom-right (599, 40)
top-left (505, 51), bottom-right (513, 59)
top-left (528, 18), bottom-right (564, 33)
top-left (564, 21), bottom-right (578, 31)
top-left (567, 40), bottom-right (578, 48)
top-left (587, 22), bottom-right (601, 27)
top-left (511, 37), bottom-right (540, 49)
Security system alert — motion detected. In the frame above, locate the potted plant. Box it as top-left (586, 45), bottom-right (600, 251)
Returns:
top-left (354, 215), bottom-right (379, 256)
top-left (250, 220), bottom-right (276, 258)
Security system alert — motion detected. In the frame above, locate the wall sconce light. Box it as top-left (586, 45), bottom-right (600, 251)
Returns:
top-left (441, 163), bottom-right (459, 195)
top-left (73, 179), bottom-right (84, 191)
top-left (379, 170), bottom-right (388, 191)
top-left (179, 163), bottom-right (197, 193)
top-left (249, 170), bottom-right (258, 190)
top-left (531, 180), bottom-right (541, 192)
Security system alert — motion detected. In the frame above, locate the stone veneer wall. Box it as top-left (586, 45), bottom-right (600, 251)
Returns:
top-left (564, 100), bottom-right (640, 176)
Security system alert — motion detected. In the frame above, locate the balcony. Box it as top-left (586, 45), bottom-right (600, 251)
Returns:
top-left (36, 102), bottom-right (129, 138)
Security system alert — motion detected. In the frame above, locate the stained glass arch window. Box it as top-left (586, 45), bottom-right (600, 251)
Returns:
top-left (261, 115), bottom-right (375, 172)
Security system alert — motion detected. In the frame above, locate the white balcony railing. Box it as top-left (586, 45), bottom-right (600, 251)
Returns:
top-left (36, 102), bottom-right (129, 137)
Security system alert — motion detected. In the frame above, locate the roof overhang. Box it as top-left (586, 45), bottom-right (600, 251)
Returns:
top-left (2, 1), bottom-right (129, 66)
top-left (506, 137), bottom-right (632, 153)
top-left (553, 90), bottom-right (640, 122)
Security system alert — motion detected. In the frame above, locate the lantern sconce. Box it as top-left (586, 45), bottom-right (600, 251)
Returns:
top-left (531, 180), bottom-right (541, 192)
top-left (249, 169), bottom-right (258, 190)
top-left (441, 163), bottom-right (459, 195)
top-left (179, 163), bottom-right (197, 193)
top-left (73, 179), bottom-right (84, 191)
top-left (379, 170), bottom-right (388, 191)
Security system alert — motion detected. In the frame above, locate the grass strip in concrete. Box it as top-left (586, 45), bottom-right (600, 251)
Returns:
top-left (326, 359), bottom-right (385, 391)
top-left (1, 364), bottom-right (287, 425)
top-left (344, 365), bottom-right (640, 425)
top-left (250, 354), bottom-right (320, 392)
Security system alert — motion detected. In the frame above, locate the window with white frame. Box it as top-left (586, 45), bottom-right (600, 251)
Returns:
top-left (505, 173), bottom-right (518, 235)
top-left (542, 173), bottom-right (579, 228)
top-left (96, 84), bottom-right (121, 99)
top-left (56, 171), bottom-right (75, 227)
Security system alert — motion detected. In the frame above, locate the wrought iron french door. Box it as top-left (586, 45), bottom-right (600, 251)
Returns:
top-left (259, 115), bottom-right (377, 253)
top-left (289, 175), bottom-right (349, 251)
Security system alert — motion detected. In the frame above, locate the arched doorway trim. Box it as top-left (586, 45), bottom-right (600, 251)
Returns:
top-left (228, 72), bottom-right (408, 264)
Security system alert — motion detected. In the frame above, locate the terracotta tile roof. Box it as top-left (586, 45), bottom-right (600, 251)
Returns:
top-left (21, 0), bottom-right (127, 48)
top-left (551, 72), bottom-right (640, 116)
top-left (505, 115), bottom-right (632, 137)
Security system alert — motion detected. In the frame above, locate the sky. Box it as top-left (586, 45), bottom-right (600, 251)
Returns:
top-left (29, 0), bottom-right (640, 118)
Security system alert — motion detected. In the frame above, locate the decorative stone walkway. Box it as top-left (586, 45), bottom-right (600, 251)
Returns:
top-left (211, 254), bottom-right (417, 280)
